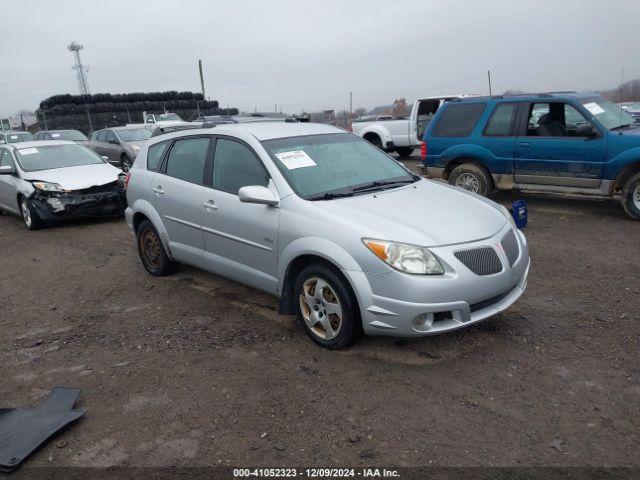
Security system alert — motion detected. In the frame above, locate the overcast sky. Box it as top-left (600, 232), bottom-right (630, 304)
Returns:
top-left (2, 0), bottom-right (640, 117)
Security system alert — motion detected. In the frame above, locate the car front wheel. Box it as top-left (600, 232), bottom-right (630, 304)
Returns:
top-left (621, 171), bottom-right (640, 220)
top-left (20, 196), bottom-right (44, 231)
top-left (449, 163), bottom-right (493, 196)
top-left (136, 220), bottom-right (178, 276)
top-left (295, 264), bottom-right (362, 349)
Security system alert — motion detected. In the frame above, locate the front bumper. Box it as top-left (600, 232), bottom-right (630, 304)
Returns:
top-left (31, 189), bottom-right (126, 221)
top-left (346, 225), bottom-right (530, 337)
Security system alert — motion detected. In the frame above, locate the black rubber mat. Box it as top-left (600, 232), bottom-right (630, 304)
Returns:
top-left (0, 386), bottom-right (85, 472)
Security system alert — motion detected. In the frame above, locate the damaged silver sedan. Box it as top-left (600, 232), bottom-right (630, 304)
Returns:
top-left (0, 141), bottom-right (126, 230)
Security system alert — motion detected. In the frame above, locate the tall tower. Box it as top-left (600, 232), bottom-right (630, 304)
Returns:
top-left (67, 41), bottom-right (90, 95)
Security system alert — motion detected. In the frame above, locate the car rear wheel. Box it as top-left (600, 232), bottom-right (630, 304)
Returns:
top-left (295, 264), bottom-right (362, 349)
top-left (121, 154), bottom-right (132, 172)
top-left (136, 220), bottom-right (178, 276)
top-left (449, 163), bottom-right (493, 196)
top-left (621, 171), bottom-right (640, 220)
top-left (395, 147), bottom-right (414, 158)
top-left (19, 196), bottom-right (44, 231)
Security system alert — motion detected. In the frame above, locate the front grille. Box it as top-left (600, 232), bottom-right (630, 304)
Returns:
top-left (454, 247), bottom-right (502, 276)
top-left (501, 230), bottom-right (520, 267)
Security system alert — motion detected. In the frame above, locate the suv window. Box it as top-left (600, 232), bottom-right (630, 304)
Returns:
top-left (484, 103), bottom-right (517, 136)
top-left (432, 103), bottom-right (486, 137)
top-left (212, 138), bottom-right (269, 194)
top-left (526, 102), bottom-right (592, 137)
top-left (147, 141), bottom-right (170, 172)
top-left (165, 137), bottom-right (210, 184)
top-left (0, 149), bottom-right (14, 168)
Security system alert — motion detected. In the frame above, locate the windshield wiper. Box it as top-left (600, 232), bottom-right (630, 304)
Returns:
top-left (611, 124), bottom-right (632, 131)
top-left (352, 178), bottom-right (416, 193)
top-left (306, 190), bottom-right (354, 201)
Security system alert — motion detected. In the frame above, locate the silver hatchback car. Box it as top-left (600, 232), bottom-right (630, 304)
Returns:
top-left (125, 123), bottom-right (529, 349)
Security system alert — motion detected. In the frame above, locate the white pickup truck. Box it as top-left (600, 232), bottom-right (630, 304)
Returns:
top-left (352, 95), bottom-right (477, 157)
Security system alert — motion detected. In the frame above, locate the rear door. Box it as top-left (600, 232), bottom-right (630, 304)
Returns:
top-left (514, 101), bottom-right (606, 187)
top-left (201, 136), bottom-right (279, 293)
top-left (477, 102), bottom-right (519, 180)
top-left (149, 136), bottom-right (212, 262)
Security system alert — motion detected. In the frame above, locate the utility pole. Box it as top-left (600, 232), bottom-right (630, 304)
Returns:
top-left (198, 59), bottom-right (206, 100)
top-left (487, 70), bottom-right (492, 96)
top-left (349, 91), bottom-right (353, 119)
top-left (68, 42), bottom-right (90, 95)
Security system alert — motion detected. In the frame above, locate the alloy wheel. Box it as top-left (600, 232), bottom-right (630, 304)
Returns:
top-left (634, 184), bottom-right (640, 210)
top-left (21, 198), bottom-right (32, 228)
top-left (299, 277), bottom-right (343, 340)
top-left (455, 173), bottom-right (480, 193)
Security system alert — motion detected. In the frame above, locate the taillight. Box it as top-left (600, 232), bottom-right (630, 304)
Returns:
top-left (420, 141), bottom-right (427, 161)
top-left (123, 172), bottom-right (131, 190)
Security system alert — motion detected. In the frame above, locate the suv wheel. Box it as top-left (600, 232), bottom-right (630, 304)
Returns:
top-left (136, 220), bottom-right (178, 275)
top-left (621, 171), bottom-right (640, 220)
top-left (294, 264), bottom-right (362, 349)
top-left (449, 163), bottom-right (493, 196)
top-left (395, 147), bottom-right (414, 158)
top-left (20, 196), bottom-right (44, 231)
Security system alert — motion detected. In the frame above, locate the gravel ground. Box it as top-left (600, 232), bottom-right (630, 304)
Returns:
top-left (1, 156), bottom-right (639, 471)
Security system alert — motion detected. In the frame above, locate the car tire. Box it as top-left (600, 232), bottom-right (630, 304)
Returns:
top-left (121, 154), bottom-right (132, 172)
top-left (449, 163), bottom-right (493, 196)
top-left (366, 134), bottom-right (383, 150)
top-left (19, 196), bottom-right (44, 231)
top-left (294, 263), bottom-right (362, 349)
top-left (136, 219), bottom-right (178, 276)
top-left (621, 171), bottom-right (640, 220)
top-left (395, 147), bottom-right (414, 158)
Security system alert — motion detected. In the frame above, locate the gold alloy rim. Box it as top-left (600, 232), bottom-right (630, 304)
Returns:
top-left (299, 277), bottom-right (343, 340)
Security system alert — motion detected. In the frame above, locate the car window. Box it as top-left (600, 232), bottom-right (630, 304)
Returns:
top-left (212, 138), bottom-right (269, 194)
top-left (0, 149), bottom-right (14, 168)
top-left (165, 137), bottom-right (210, 184)
top-left (104, 130), bottom-right (117, 143)
top-left (95, 131), bottom-right (104, 141)
top-left (147, 141), bottom-right (170, 172)
top-left (526, 102), bottom-right (592, 137)
top-left (484, 103), bottom-right (517, 136)
top-left (432, 103), bottom-right (486, 137)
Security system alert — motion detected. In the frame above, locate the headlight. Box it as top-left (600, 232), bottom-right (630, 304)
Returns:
top-left (363, 239), bottom-right (444, 275)
top-left (499, 205), bottom-right (517, 229)
top-left (32, 181), bottom-right (67, 192)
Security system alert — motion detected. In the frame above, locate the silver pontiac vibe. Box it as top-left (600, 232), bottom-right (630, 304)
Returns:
top-left (125, 123), bottom-right (530, 349)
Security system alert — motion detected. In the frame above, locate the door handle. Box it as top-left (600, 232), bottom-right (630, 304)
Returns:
top-left (203, 200), bottom-right (218, 210)
top-left (519, 142), bottom-right (531, 148)
top-left (152, 186), bottom-right (164, 194)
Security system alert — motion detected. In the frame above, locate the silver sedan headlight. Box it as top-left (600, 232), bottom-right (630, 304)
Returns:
top-left (32, 181), bottom-right (67, 192)
top-left (363, 239), bottom-right (444, 275)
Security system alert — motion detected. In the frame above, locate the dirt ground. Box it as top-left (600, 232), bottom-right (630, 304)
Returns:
top-left (1, 156), bottom-right (639, 471)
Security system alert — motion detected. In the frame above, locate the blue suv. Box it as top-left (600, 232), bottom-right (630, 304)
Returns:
top-left (421, 92), bottom-right (640, 219)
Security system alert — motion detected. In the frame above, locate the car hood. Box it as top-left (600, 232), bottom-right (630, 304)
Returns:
top-left (312, 179), bottom-right (508, 247)
top-left (22, 163), bottom-right (122, 191)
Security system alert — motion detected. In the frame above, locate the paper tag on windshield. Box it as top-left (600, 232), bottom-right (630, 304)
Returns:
top-left (10, 135), bottom-right (18, 139)
top-left (584, 102), bottom-right (605, 115)
top-left (275, 150), bottom-right (316, 170)
top-left (51, 133), bottom-right (60, 138)
top-left (19, 147), bottom-right (38, 155)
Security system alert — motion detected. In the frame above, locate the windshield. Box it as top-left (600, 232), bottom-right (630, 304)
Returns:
top-left (49, 130), bottom-right (88, 141)
top-left (5, 132), bottom-right (34, 143)
top-left (115, 128), bottom-right (152, 142)
top-left (581, 98), bottom-right (635, 130)
top-left (15, 144), bottom-right (105, 172)
top-left (158, 113), bottom-right (181, 121)
top-left (262, 133), bottom-right (415, 199)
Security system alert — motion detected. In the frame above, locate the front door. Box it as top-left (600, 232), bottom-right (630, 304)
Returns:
top-left (514, 101), bottom-right (606, 187)
top-left (0, 148), bottom-right (20, 213)
top-left (202, 137), bottom-right (279, 293)
top-left (149, 136), bottom-right (212, 262)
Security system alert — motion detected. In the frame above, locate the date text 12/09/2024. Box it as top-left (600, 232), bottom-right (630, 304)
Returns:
top-left (233, 468), bottom-right (401, 478)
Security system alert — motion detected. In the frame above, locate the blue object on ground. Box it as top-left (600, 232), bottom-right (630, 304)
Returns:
top-left (511, 200), bottom-right (527, 229)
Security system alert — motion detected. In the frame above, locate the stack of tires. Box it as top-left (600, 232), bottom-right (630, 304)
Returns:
top-left (36, 91), bottom-right (238, 134)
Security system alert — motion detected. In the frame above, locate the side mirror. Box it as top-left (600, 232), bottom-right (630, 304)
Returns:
top-left (108, 138), bottom-right (119, 145)
top-left (577, 123), bottom-right (598, 138)
top-left (0, 165), bottom-right (14, 175)
top-left (238, 185), bottom-right (279, 206)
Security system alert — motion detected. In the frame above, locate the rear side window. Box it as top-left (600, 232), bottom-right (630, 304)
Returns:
top-left (212, 138), bottom-right (269, 194)
top-left (432, 103), bottom-right (486, 137)
top-left (484, 103), bottom-right (517, 136)
top-left (147, 141), bottom-right (169, 171)
top-left (165, 137), bottom-right (210, 184)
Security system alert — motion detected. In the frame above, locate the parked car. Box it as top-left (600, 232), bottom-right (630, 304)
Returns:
top-left (352, 95), bottom-right (478, 157)
top-left (0, 131), bottom-right (34, 144)
top-left (143, 112), bottom-right (184, 128)
top-left (125, 122), bottom-right (529, 349)
top-left (620, 102), bottom-right (640, 122)
top-left (34, 130), bottom-right (88, 143)
top-left (87, 126), bottom-right (152, 171)
top-left (0, 141), bottom-right (126, 230)
top-left (422, 92), bottom-right (640, 220)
